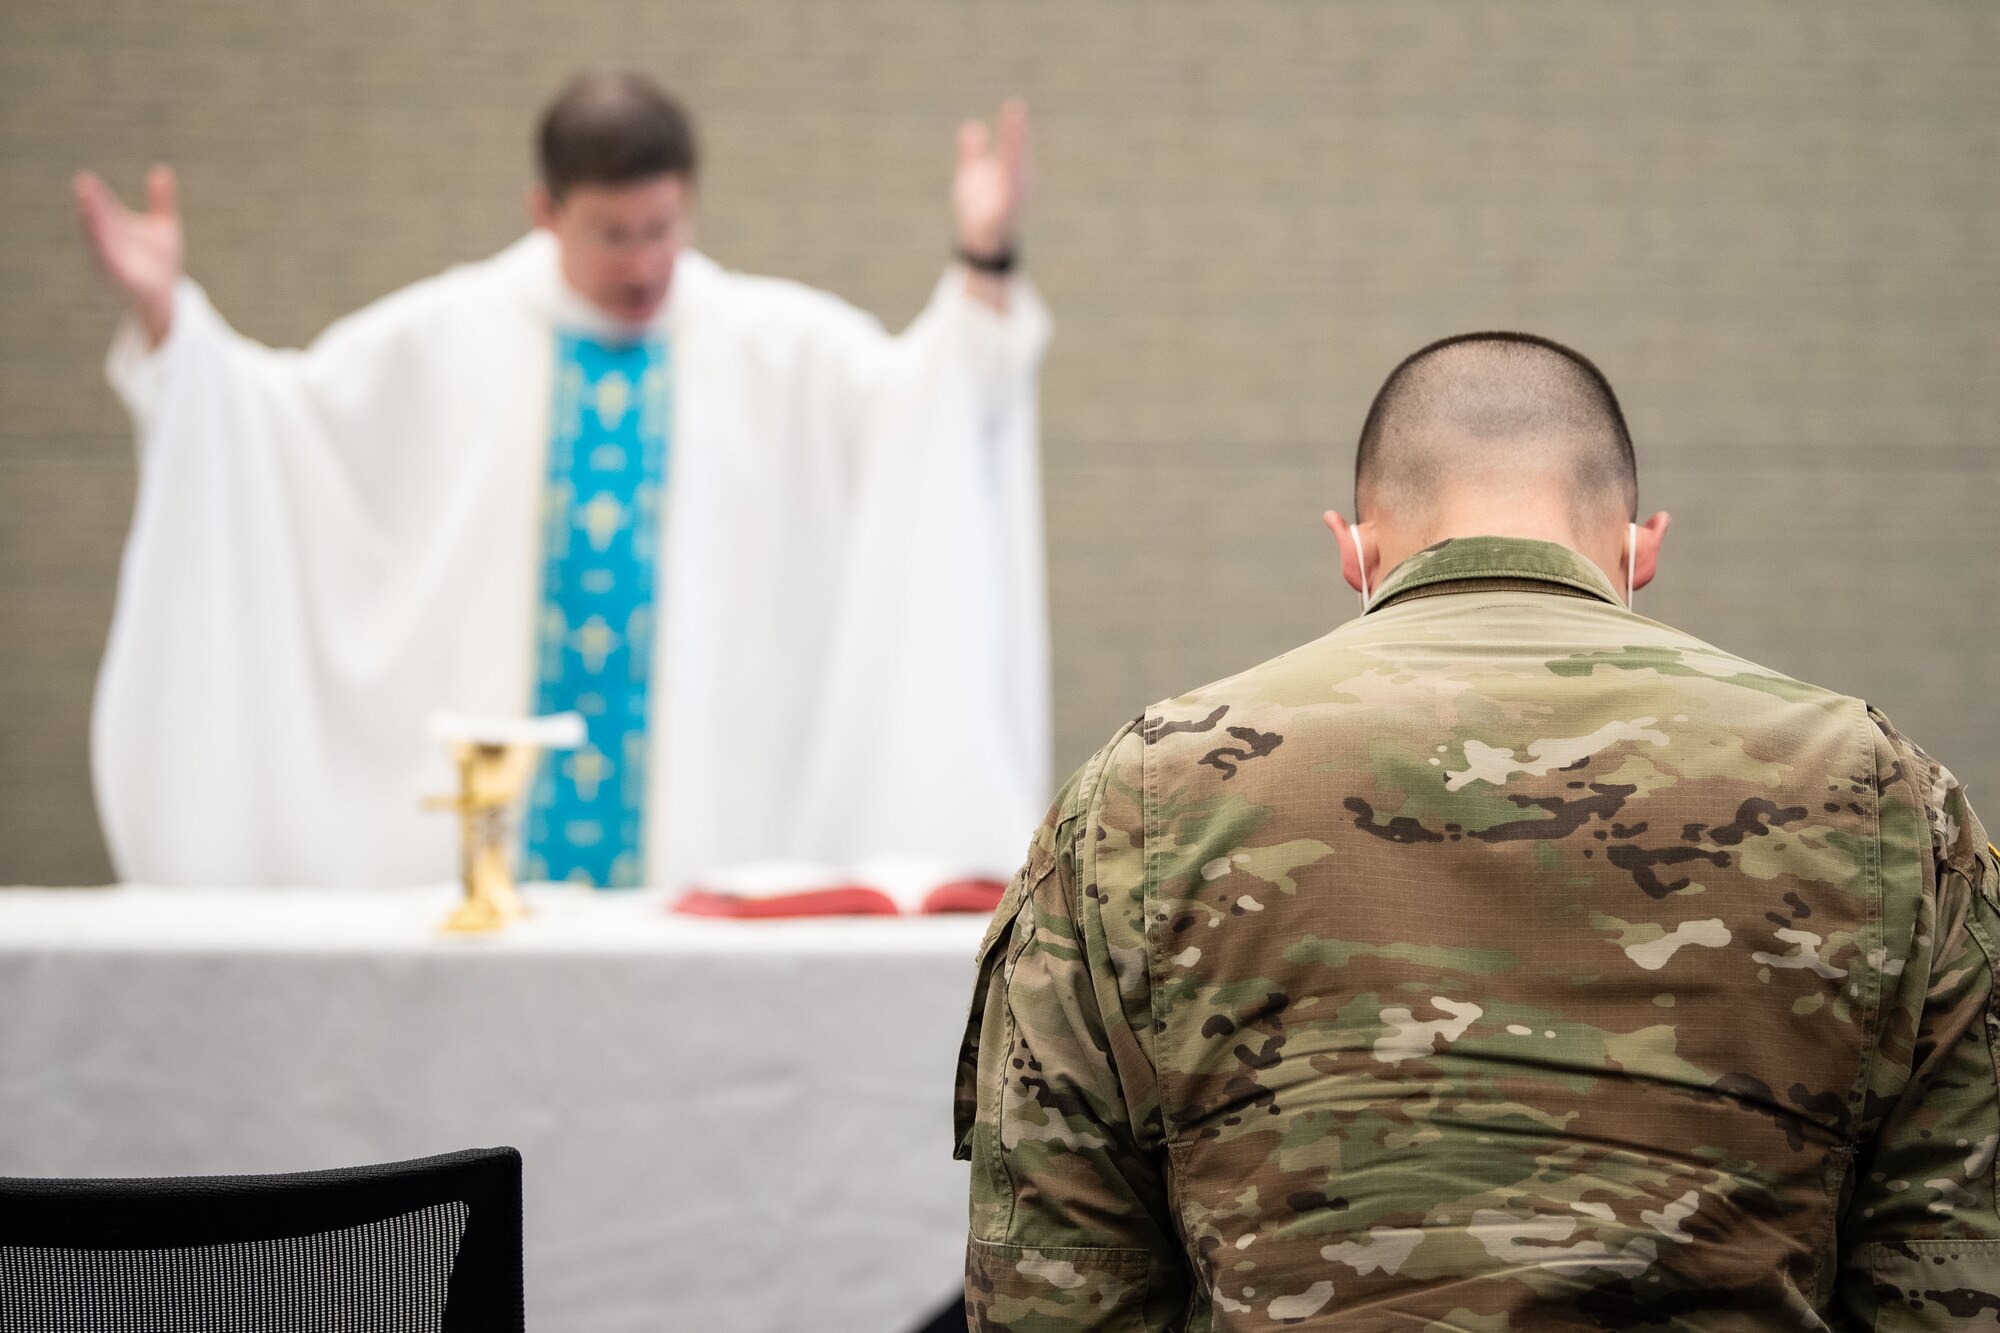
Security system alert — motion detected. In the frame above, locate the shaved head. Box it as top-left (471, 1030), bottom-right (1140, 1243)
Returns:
top-left (1355, 333), bottom-right (1636, 527)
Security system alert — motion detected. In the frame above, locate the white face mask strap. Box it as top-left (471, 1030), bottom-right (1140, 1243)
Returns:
top-left (1353, 525), bottom-right (1370, 609)
top-left (1625, 522), bottom-right (1637, 607)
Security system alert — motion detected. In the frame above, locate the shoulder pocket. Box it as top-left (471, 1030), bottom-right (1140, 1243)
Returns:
top-left (953, 848), bottom-right (1050, 1162)
top-left (1857, 1239), bottom-right (2000, 1328)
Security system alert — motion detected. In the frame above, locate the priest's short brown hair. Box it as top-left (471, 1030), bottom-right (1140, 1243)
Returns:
top-left (537, 70), bottom-right (699, 200)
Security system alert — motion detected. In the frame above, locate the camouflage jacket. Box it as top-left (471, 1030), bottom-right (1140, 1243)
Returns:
top-left (956, 536), bottom-right (2000, 1331)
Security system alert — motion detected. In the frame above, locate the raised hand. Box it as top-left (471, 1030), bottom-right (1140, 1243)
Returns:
top-left (73, 165), bottom-right (183, 347)
top-left (952, 99), bottom-right (1031, 264)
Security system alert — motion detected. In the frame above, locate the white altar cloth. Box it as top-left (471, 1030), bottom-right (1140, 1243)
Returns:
top-left (0, 885), bottom-right (985, 1332)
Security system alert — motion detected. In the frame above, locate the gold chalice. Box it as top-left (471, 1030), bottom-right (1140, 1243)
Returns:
top-left (424, 712), bottom-right (585, 935)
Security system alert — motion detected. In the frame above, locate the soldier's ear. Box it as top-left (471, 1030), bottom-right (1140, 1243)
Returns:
top-left (1323, 511), bottom-right (1370, 595)
top-left (1632, 511), bottom-right (1671, 592)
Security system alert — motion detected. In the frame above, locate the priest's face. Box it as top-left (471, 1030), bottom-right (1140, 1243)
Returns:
top-left (532, 174), bottom-right (693, 327)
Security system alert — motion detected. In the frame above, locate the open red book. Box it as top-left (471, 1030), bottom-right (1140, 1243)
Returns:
top-left (672, 857), bottom-right (1009, 919)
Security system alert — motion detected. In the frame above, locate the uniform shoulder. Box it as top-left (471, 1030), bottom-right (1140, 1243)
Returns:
top-left (1129, 629), bottom-right (1349, 767)
top-left (1053, 716), bottom-right (1147, 828)
top-left (1867, 705), bottom-right (1993, 889)
top-left (1547, 616), bottom-right (1862, 706)
top-left (1133, 612), bottom-right (1876, 775)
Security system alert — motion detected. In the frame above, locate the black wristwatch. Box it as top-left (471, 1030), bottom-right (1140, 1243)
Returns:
top-left (955, 245), bottom-right (1017, 275)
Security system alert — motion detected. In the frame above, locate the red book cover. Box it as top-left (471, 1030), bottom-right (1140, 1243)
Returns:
top-left (670, 859), bottom-right (1008, 919)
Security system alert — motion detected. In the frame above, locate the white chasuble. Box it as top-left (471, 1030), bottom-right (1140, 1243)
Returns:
top-left (95, 233), bottom-right (1051, 889)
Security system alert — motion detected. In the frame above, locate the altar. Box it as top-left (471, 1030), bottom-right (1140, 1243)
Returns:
top-left (0, 885), bottom-right (984, 1332)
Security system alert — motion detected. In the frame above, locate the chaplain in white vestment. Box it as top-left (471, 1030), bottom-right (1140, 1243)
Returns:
top-left (74, 71), bottom-right (1050, 891)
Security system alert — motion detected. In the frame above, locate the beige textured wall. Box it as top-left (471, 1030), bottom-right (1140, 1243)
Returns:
top-left (2, 3), bottom-right (1995, 884)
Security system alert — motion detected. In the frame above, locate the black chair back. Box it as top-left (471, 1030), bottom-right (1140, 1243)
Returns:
top-left (0, 1146), bottom-right (522, 1333)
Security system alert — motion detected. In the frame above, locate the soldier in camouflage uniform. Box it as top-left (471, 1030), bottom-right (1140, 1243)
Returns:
top-left (956, 332), bottom-right (1999, 1329)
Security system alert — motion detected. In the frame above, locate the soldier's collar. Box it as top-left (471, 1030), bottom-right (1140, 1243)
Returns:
top-left (1365, 536), bottom-right (1625, 613)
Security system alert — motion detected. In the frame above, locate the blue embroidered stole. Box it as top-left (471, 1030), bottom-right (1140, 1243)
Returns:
top-left (522, 331), bottom-right (670, 888)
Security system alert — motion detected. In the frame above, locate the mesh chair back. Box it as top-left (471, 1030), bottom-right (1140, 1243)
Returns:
top-left (0, 1146), bottom-right (522, 1333)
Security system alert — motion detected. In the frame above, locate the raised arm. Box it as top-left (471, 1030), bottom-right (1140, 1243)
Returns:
top-left (952, 100), bottom-right (1032, 312)
top-left (73, 165), bottom-right (183, 348)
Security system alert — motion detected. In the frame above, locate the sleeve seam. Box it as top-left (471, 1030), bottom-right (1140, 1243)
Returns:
top-left (1854, 699), bottom-right (1888, 1142)
top-left (1953, 888), bottom-right (2000, 1222)
top-left (1078, 721), bottom-right (1162, 1121)
top-left (1074, 723), bottom-right (1136, 921)
top-left (986, 892), bottom-right (1041, 1244)
top-left (968, 1237), bottom-right (1156, 1259)
top-left (1140, 714), bottom-right (1172, 1145)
